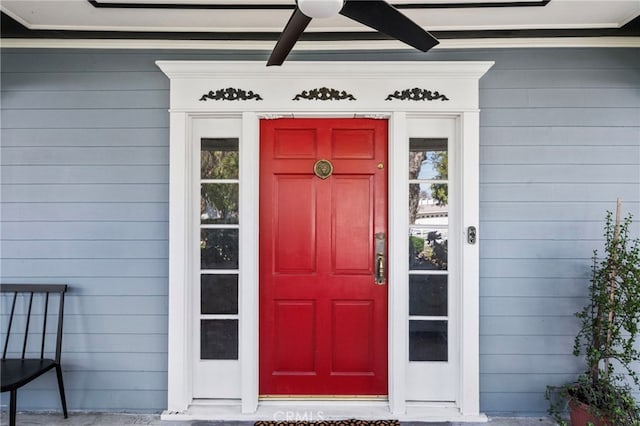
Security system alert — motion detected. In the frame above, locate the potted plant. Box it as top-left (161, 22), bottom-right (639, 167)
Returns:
top-left (547, 200), bottom-right (640, 425)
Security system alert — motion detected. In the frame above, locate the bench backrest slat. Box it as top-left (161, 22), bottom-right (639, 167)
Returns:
top-left (42, 292), bottom-right (49, 359)
top-left (21, 292), bottom-right (34, 359)
top-left (55, 290), bottom-right (65, 362)
top-left (1, 284), bottom-right (67, 362)
top-left (2, 293), bottom-right (18, 359)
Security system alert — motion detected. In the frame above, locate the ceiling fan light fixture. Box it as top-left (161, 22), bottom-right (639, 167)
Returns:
top-left (297, 0), bottom-right (344, 19)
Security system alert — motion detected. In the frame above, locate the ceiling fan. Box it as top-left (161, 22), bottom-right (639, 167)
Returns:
top-left (267, 0), bottom-right (439, 66)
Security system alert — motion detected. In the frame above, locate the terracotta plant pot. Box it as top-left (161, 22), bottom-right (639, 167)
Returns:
top-left (569, 398), bottom-right (609, 426)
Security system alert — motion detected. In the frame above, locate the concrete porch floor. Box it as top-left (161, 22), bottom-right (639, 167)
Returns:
top-left (0, 412), bottom-right (558, 426)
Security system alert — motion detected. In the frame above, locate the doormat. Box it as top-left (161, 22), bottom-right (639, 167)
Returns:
top-left (255, 421), bottom-right (400, 426)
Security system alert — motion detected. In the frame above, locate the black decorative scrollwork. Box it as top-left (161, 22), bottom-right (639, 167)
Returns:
top-left (385, 88), bottom-right (449, 101)
top-left (199, 88), bottom-right (263, 101)
top-left (293, 87), bottom-right (356, 101)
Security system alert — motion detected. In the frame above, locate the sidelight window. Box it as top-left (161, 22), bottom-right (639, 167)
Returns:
top-left (408, 138), bottom-right (449, 362)
top-left (199, 138), bottom-right (239, 360)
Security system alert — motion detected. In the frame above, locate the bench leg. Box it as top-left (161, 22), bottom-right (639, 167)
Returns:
top-left (55, 364), bottom-right (68, 418)
top-left (9, 389), bottom-right (17, 426)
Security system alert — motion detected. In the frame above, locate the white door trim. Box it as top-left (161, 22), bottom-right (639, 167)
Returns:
top-left (157, 61), bottom-right (492, 422)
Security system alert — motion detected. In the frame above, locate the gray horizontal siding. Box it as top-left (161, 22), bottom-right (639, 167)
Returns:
top-left (481, 259), bottom-right (596, 278)
top-left (481, 165), bottom-right (640, 183)
top-left (1, 47), bottom-right (639, 415)
top-left (0, 48), bottom-right (172, 414)
top-left (480, 240), bottom-right (616, 259)
top-left (2, 166), bottom-right (169, 183)
top-left (0, 184), bottom-right (168, 202)
top-left (480, 88), bottom-right (640, 108)
top-left (481, 354), bottom-right (586, 375)
top-left (1, 71), bottom-right (168, 90)
top-left (476, 48), bottom-right (640, 416)
top-left (0, 390), bottom-right (166, 413)
top-left (481, 126), bottom-right (640, 145)
top-left (1, 221), bottom-right (168, 240)
top-left (13, 371), bottom-right (166, 391)
top-left (0, 259), bottom-right (168, 278)
top-left (3, 332), bottom-right (167, 354)
top-left (1, 202), bottom-right (168, 221)
top-left (480, 221), bottom-right (629, 240)
top-left (481, 107), bottom-right (639, 127)
top-left (1, 128), bottom-right (169, 146)
top-left (1, 313), bottom-right (166, 334)
top-left (481, 316), bottom-right (581, 336)
top-left (481, 278), bottom-right (588, 297)
top-left (480, 336), bottom-right (575, 355)
top-left (480, 201), bottom-right (640, 221)
top-left (481, 297), bottom-right (587, 316)
top-left (2, 240), bottom-right (167, 259)
top-left (480, 182), bottom-right (640, 202)
top-left (480, 146), bottom-right (640, 165)
top-left (2, 90), bottom-right (169, 109)
top-left (0, 108), bottom-right (168, 129)
top-left (1, 147), bottom-right (168, 165)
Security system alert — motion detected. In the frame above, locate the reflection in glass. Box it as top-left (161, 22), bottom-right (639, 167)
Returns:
top-left (201, 319), bottom-right (238, 360)
top-left (409, 183), bottom-right (448, 226)
top-left (201, 138), bottom-right (239, 179)
top-left (201, 229), bottom-right (239, 269)
top-left (409, 274), bottom-right (448, 316)
top-left (409, 138), bottom-right (448, 180)
top-left (201, 183), bottom-right (239, 224)
top-left (409, 228), bottom-right (448, 270)
top-left (201, 274), bottom-right (238, 314)
top-left (409, 320), bottom-right (448, 361)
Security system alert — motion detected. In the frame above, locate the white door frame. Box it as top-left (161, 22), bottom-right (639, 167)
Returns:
top-left (157, 61), bottom-right (492, 422)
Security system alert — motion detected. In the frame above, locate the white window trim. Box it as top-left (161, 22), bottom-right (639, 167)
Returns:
top-left (158, 61), bottom-right (492, 422)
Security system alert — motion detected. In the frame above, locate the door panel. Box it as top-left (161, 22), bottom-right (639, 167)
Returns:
top-left (274, 301), bottom-right (316, 373)
top-left (332, 176), bottom-right (373, 274)
top-left (274, 176), bottom-right (317, 274)
top-left (260, 118), bottom-right (388, 396)
top-left (332, 129), bottom-right (375, 159)
top-left (273, 128), bottom-right (318, 159)
top-left (331, 301), bottom-right (374, 374)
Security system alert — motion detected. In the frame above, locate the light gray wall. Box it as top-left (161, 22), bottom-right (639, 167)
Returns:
top-left (1, 47), bottom-right (639, 415)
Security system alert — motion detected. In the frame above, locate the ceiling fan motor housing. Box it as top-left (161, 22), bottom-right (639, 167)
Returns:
top-left (297, 0), bottom-right (345, 19)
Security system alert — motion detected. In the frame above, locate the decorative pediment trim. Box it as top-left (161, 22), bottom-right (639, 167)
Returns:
top-left (158, 61), bottom-right (493, 112)
top-left (385, 88), bottom-right (449, 101)
top-left (199, 87), bottom-right (263, 101)
top-left (293, 87), bottom-right (356, 101)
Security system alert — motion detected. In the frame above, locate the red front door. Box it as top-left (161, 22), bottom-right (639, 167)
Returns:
top-left (259, 118), bottom-right (388, 396)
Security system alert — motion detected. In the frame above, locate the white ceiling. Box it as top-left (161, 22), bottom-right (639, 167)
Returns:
top-left (2, 0), bottom-right (639, 34)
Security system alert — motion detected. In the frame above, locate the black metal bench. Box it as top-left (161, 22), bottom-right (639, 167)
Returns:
top-left (1, 284), bottom-right (68, 426)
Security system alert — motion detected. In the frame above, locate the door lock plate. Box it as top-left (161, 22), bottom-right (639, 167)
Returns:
top-left (375, 232), bottom-right (386, 285)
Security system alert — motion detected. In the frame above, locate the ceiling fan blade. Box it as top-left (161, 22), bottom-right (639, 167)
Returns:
top-left (267, 8), bottom-right (313, 66)
top-left (340, 0), bottom-right (439, 52)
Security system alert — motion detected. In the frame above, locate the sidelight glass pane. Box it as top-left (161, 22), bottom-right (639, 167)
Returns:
top-left (409, 138), bottom-right (448, 180)
top-left (201, 138), bottom-right (239, 179)
top-left (409, 183), bottom-right (448, 226)
top-left (409, 320), bottom-right (448, 361)
top-left (201, 183), bottom-right (239, 224)
top-left (409, 274), bottom-right (448, 317)
top-left (409, 228), bottom-right (448, 271)
top-left (201, 229), bottom-right (239, 269)
top-left (201, 274), bottom-right (238, 315)
top-left (201, 319), bottom-right (238, 360)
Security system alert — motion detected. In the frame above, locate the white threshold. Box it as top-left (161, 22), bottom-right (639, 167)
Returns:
top-left (161, 400), bottom-right (488, 423)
